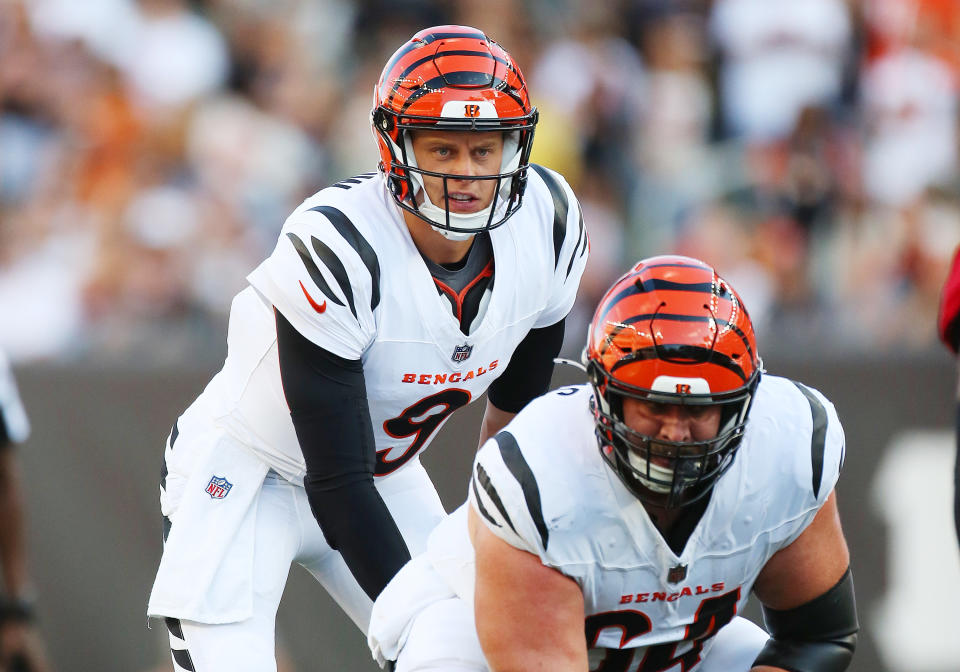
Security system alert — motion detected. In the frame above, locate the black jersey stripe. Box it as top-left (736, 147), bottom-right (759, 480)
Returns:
top-left (495, 431), bottom-right (549, 550)
top-left (471, 474), bottom-right (502, 529)
top-left (475, 463), bottom-right (518, 537)
top-left (286, 233), bottom-right (347, 309)
top-left (165, 617), bottom-right (185, 640)
top-left (566, 206), bottom-right (585, 279)
top-left (310, 235), bottom-right (357, 320)
top-left (530, 164), bottom-right (568, 270)
top-left (160, 457), bottom-right (168, 494)
top-left (171, 648), bottom-right (195, 671)
top-left (793, 381), bottom-right (828, 499)
top-left (309, 206), bottom-right (381, 311)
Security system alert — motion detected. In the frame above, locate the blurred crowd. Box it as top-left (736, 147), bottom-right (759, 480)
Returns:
top-left (1, 0), bottom-right (959, 365)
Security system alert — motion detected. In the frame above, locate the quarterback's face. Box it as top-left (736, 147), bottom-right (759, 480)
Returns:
top-left (621, 398), bottom-right (722, 449)
top-left (410, 130), bottom-right (505, 213)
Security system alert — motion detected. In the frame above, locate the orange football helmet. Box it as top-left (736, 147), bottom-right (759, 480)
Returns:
top-left (585, 255), bottom-right (762, 508)
top-left (371, 25), bottom-right (538, 239)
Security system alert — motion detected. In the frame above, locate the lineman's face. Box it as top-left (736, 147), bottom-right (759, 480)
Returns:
top-left (410, 130), bottom-right (504, 213)
top-left (622, 398), bottom-right (722, 449)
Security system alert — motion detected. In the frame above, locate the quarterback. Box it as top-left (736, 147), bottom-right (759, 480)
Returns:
top-left (147, 25), bottom-right (588, 671)
top-left (370, 256), bottom-right (857, 672)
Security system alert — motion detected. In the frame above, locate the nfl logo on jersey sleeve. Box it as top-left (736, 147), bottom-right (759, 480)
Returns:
top-left (205, 475), bottom-right (233, 499)
top-left (451, 343), bottom-right (473, 363)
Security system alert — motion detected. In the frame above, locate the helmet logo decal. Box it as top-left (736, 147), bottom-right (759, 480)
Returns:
top-left (439, 100), bottom-right (498, 119)
top-left (652, 375), bottom-right (711, 394)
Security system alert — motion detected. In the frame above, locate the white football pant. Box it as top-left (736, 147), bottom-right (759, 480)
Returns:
top-left (161, 465), bottom-right (445, 671)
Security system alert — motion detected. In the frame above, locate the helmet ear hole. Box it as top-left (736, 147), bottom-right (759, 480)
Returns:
top-left (373, 108), bottom-right (394, 133)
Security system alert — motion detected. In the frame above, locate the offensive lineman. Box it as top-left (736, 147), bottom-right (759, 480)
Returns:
top-left (369, 256), bottom-right (857, 672)
top-left (147, 26), bottom-right (588, 671)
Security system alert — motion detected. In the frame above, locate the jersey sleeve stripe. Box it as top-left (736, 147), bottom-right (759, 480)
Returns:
top-left (165, 616), bottom-right (186, 640)
top-left (495, 431), bottom-right (550, 550)
top-left (530, 164), bottom-right (568, 270)
top-left (309, 205), bottom-right (381, 311)
top-left (475, 463), bottom-right (518, 536)
top-left (565, 206), bottom-right (585, 280)
top-left (310, 235), bottom-right (358, 319)
top-left (792, 381), bottom-right (828, 498)
top-left (471, 473), bottom-right (503, 530)
top-left (171, 649), bottom-right (195, 671)
top-left (286, 233), bottom-right (347, 308)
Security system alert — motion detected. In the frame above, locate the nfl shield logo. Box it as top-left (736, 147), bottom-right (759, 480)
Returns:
top-left (451, 343), bottom-right (473, 363)
top-left (205, 475), bottom-right (232, 499)
top-left (667, 564), bottom-right (687, 584)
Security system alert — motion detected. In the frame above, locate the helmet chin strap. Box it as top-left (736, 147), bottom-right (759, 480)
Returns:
top-left (400, 132), bottom-right (521, 240)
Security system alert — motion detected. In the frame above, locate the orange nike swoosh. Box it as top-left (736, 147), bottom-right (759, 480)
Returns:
top-left (299, 281), bottom-right (327, 313)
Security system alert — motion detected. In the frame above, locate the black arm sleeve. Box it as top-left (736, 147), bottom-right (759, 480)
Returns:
top-left (275, 309), bottom-right (410, 600)
top-left (486, 319), bottom-right (565, 413)
top-left (753, 567), bottom-right (859, 672)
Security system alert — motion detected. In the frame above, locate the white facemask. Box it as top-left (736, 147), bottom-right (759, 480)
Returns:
top-left (399, 131), bottom-right (522, 240)
top-left (626, 450), bottom-right (675, 494)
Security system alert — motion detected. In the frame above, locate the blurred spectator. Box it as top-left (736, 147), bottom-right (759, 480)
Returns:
top-left (861, 45), bottom-right (958, 207)
top-left (0, 349), bottom-right (51, 671)
top-left (1, 0), bottom-right (959, 364)
top-left (710, 0), bottom-right (853, 143)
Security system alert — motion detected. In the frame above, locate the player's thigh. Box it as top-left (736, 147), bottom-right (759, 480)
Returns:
top-left (165, 614), bottom-right (276, 672)
top-left (377, 459), bottom-right (447, 555)
top-left (158, 477), bottom-right (299, 669)
top-left (698, 616), bottom-right (769, 672)
top-left (396, 598), bottom-right (487, 672)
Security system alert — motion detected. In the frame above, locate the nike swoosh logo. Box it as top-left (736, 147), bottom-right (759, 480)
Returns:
top-left (299, 281), bottom-right (327, 313)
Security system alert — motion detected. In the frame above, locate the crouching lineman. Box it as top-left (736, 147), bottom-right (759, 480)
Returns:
top-left (369, 255), bottom-right (858, 672)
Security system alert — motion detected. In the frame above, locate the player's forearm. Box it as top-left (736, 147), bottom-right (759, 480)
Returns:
top-left (477, 401), bottom-right (515, 449)
top-left (303, 476), bottom-right (410, 600)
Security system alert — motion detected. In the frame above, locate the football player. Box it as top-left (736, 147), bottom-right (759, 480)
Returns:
top-left (370, 255), bottom-right (857, 672)
top-left (0, 350), bottom-right (50, 672)
top-left (937, 244), bottom-right (960, 546)
top-left (147, 25), bottom-right (588, 671)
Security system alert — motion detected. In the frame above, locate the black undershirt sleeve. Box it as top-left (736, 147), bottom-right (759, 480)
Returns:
top-left (274, 309), bottom-right (410, 600)
top-left (486, 319), bottom-right (565, 413)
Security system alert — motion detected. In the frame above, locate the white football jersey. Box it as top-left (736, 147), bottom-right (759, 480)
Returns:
top-left (169, 168), bottom-right (587, 483)
top-left (467, 375), bottom-right (845, 671)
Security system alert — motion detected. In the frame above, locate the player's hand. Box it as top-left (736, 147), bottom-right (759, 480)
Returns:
top-left (0, 622), bottom-right (51, 672)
